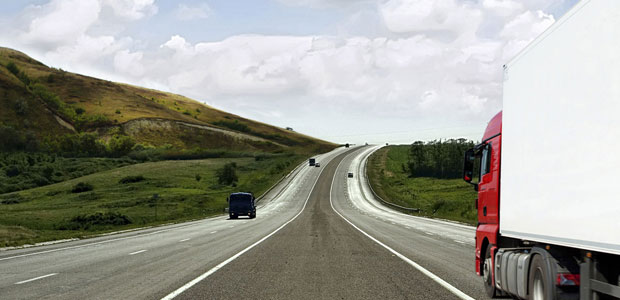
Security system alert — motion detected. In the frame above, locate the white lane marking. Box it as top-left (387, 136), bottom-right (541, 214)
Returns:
top-left (129, 250), bottom-right (147, 255)
top-left (329, 154), bottom-right (475, 300)
top-left (161, 157), bottom-right (329, 300)
top-left (210, 231), bottom-right (217, 234)
top-left (180, 238), bottom-right (191, 242)
top-left (15, 273), bottom-right (58, 285)
top-left (425, 232), bottom-right (435, 236)
top-left (0, 224), bottom-right (192, 262)
top-left (454, 240), bottom-right (466, 244)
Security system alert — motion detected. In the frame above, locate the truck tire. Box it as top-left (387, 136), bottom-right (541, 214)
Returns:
top-left (483, 246), bottom-right (499, 298)
top-left (529, 254), bottom-right (553, 300)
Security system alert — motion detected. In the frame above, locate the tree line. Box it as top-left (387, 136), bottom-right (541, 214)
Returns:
top-left (407, 138), bottom-right (476, 179)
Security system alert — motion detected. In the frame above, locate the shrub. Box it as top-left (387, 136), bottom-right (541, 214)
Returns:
top-left (115, 109), bottom-right (121, 114)
top-left (5, 165), bottom-right (21, 177)
top-left (6, 62), bottom-right (19, 75)
top-left (17, 72), bottom-right (31, 86)
top-left (195, 174), bottom-right (201, 182)
top-left (183, 110), bottom-right (191, 116)
top-left (14, 99), bottom-right (28, 115)
top-left (109, 135), bottom-right (136, 157)
top-left (212, 120), bottom-right (250, 133)
top-left (68, 212), bottom-right (132, 229)
top-left (216, 162), bottom-right (238, 185)
top-left (31, 83), bottom-right (60, 109)
top-left (0, 125), bottom-right (26, 152)
top-left (119, 175), bottom-right (145, 184)
top-left (0, 193), bottom-right (23, 205)
top-left (75, 114), bottom-right (113, 131)
top-left (71, 182), bottom-right (93, 193)
top-left (75, 107), bottom-right (85, 115)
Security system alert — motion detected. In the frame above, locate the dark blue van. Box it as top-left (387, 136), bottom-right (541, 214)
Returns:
top-left (228, 192), bottom-right (256, 219)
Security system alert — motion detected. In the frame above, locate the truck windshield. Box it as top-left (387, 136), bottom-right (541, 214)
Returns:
top-left (229, 194), bottom-right (253, 209)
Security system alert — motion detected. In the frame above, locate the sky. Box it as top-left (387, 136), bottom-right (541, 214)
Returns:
top-left (0, 0), bottom-right (579, 144)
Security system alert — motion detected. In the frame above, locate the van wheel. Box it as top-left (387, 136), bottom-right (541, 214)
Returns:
top-left (483, 246), bottom-right (498, 298)
top-left (529, 254), bottom-right (552, 300)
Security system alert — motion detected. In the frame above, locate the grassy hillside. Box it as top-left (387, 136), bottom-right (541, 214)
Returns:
top-left (0, 47), bottom-right (335, 154)
top-left (367, 145), bottom-right (477, 225)
top-left (0, 154), bottom-right (303, 247)
top-left (0, 47), bottom-right (336, 247)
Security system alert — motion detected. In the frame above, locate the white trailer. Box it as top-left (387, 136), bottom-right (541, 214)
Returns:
top-left (465, 1), bottom-right (620, 299)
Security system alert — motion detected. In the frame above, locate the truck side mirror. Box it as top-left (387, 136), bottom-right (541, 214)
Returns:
top-left (463, 149), bottom-right (475, 182)
top-left (463, 148), bottom-right (478, 191)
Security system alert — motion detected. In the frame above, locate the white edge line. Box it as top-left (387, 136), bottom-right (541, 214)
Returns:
top-left (329, 150), bottom-right (475, 300)
top-left (180, 238), bottom-right (191, 242)
top-left (160, 153), bottom-right (331, 300)
top-left (15, 273), bottom-right (58, 285)
top-left (129, 250), bottom-right (147, 255)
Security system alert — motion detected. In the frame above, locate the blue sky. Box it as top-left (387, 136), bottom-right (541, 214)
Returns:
top-left (0, 0), bottom-right (580, 143)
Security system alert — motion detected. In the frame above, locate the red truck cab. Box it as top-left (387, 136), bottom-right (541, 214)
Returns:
top-left (464, 111), bottom-right (502, 296)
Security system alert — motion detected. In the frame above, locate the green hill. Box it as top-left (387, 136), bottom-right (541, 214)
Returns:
top-left (0, 47), bottom-right (335, 247)
top-left (0, 47), bottom-right (335, 154)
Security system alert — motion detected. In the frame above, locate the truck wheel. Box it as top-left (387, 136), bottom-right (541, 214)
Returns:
top-left (483, 246), bottom-right (498, 298)
top-left (529, 254), bottom-right (552, 300)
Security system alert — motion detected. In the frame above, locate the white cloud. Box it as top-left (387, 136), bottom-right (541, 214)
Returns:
top-left (500, 10), bottom-right (554, 60)
top-left (21, 0), bottom-right (101, 48)
top-left (379, 0), bottom-right (483, 38)
top-left (114, 49), bottom-right (144, 77)
top-left (0, 0), bottom-right (566, 142)
top-left (175, 3), bottom-right (212, 21)
top-left (276, 0), bottom-right (371, 8)
top-left (102, 0), bottom-right (158, 20)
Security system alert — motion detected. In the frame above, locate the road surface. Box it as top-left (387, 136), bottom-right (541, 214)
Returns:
top-left (0, 146), bottom-right (488, 299)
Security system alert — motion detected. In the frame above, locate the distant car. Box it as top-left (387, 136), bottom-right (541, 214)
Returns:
top-left (347, 172), bottom-right (354, 178)
top-left (228, 192), bottom-right (256, 219)
top-left (315, 163), bottom-right (320, 167)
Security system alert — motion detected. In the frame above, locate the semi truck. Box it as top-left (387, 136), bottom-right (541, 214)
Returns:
top-left (463, 1), bottom-right (620, 299)
top-left (309, 158), bottom-right (315, 166)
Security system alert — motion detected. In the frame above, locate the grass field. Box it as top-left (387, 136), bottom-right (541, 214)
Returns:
top-left (0, 154), bottom-right (303, 247)
top-left (367, 145), bottom-right (477, 225)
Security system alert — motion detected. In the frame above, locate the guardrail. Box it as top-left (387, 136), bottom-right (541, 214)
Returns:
top-left (362, 148), bottom-right (421, 214)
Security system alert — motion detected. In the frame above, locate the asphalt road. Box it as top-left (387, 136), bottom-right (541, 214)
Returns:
top-left (0, 146), bottom-right (490, 299)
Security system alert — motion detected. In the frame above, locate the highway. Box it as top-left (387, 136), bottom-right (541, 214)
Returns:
top-left (0, 146), bottom-right (489, 299)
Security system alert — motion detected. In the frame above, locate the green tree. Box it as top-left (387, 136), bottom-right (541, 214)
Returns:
top-left (109, 135), bottom-right (136, 157)
top-left (216, 162), bottom-right (238, 185)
